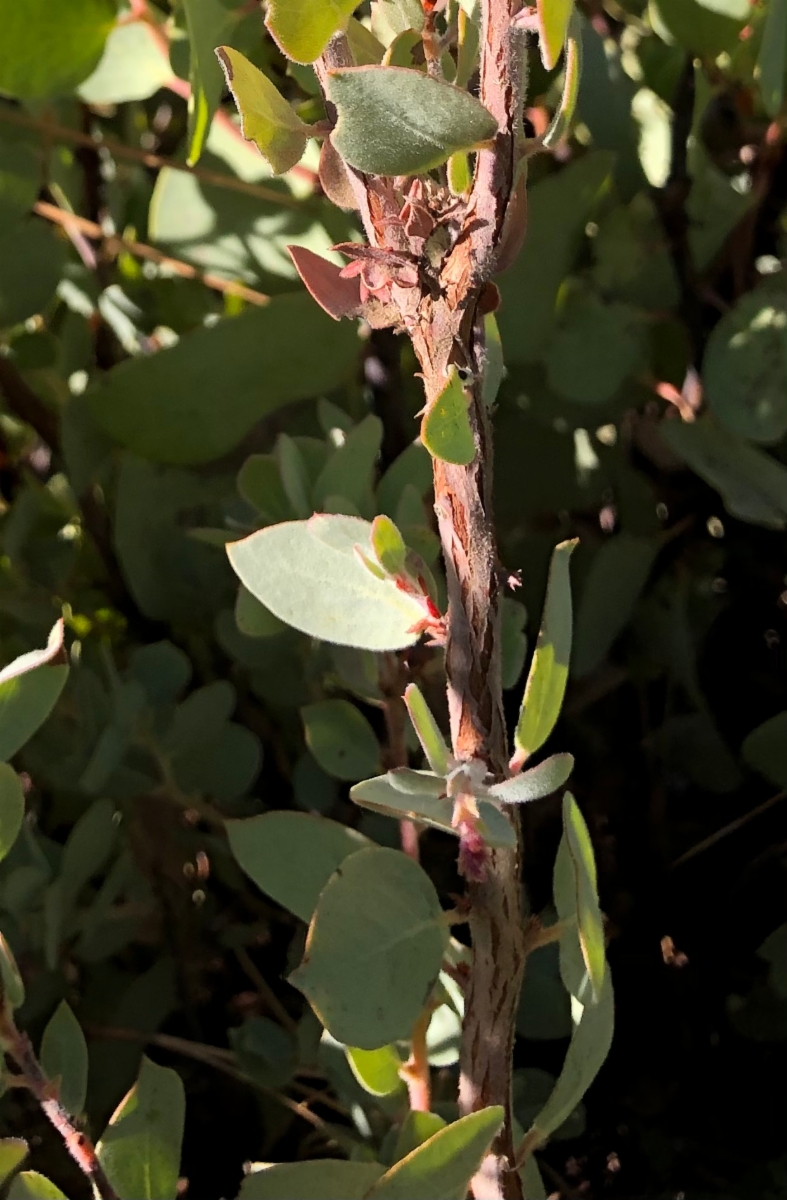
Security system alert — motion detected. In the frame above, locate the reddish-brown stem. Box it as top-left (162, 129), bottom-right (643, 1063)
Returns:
top-left (0, 1007), bottom-right (120, 1200)
top-left (400, 1009), bottom-right (432, 1112)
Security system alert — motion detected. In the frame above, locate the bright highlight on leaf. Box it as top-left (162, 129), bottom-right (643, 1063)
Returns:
top-left (0, 620), bottom-right (68, 764)
top-left (420, 367), bottom-right (476, 466)
top-left (403, 684), bottom-right (451, 775)
top-left (558, 793), bottom-right (606, 1000)
top-left (329, 66), bottom-right (498, 176)
top-left (345, 1043), bottom-right (404, 1096)
top-left (513, 540), bottom-right (578, 767)
top-left (266, 0), bottom-right (359, 65)
top-left (227, 516), bottom-right (427, 651)
top-left (216, 47), bottom-right (310, 176)
top-left (365, 1106), bottom-right (505, 1199)
top-left (543, 11), bottom-right (583, 149)
top-left (537, 0), bottom-right (575, 71)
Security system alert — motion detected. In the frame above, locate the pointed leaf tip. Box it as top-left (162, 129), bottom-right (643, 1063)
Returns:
top-left (216, 47), bottom-right (309, 175)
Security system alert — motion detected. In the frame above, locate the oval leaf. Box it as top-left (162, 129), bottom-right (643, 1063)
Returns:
top-left (8, 1173), bottom-right (67, 1200)
top-left (350, 773), bottom-right (517, 850)
top-left (290, 847), bottom-right (448, 1048)
top-left (704, 281), bottom-right (787, 445)
top-left (345, 1043), bottom-right (404, 1095)
top-left (40, 1001), bottom-right (88, 1118)
top-left (302, 699), bottom-right (382, 781)
top-left (366, 1106), bottom-right (505, 1199)
top-left (266, 0), bottom-right (359, 64)
top-left (489, 753), bottom-right (574, 803)
top-left (329, 66), bottom-right (498, 175)
top-left (514, 540), bottom-right (578, 765)
top-left (217, 47), bottom-right (309, 175)
top-left (0, 1140), bottom-right (28, 1188)
top-left (228, 516), bottom-right (426, 651)
top-left (0, 621), bottom-right (68, 763)
top-left (97, 1057), bottom-right (185, 1200)
top-left (421, 368), bottom-right (476, 466)
top-left (227, 811), bottom-right (372, 923)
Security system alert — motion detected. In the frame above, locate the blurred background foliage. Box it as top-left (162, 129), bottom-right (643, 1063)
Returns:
top-left (0, 0), bottom-right (785, 1196)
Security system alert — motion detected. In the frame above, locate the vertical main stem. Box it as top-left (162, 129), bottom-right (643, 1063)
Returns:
top-left (430, 372), bottom-right (526, 1200)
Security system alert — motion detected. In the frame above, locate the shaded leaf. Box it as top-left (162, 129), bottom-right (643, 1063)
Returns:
top-left (661, 416), bottom-right (787, 529)
top-left (78, 20), bottom-right (172, 104)
top-left (227, 811), bottom-right (372, 922)
top-left (40, 1001), bottom-right (88, 1117)
top-left (0, 765), bottom-right (24, 865)
top-left (329, 67), bottom-right (497, 175)
top-left (228, 516), bottom-right (426, 651)
top-left (0, 222), bottom-right (67, 331)
top-left (290, 847), bottom-right (448, 1048)
top-left (366, 1107), bottom-right (504, 1199)
top-left (703, 281), bottom-right (787, 445)
top-left (97, 1057), bottom-right (185, 1200)
top-left (217, 47), bottom-right (309, 175)
top-left (302, 699), bottom-right (382, 781)
top-left (742, 712), bottom-right (787, 788)
top-left (759, 0), bottom-right (787, 116)
top-left (238, 1161), bottom-right (384, 1199)
top-left (514, 540), bottom-right (577, 765)
top-left (543, 11), bottom-right (583, 148)
top-left (421, 369), bottom-right (475, 466)
top-left (266, 0), bottom-right (359, 65)
top-left (650, 0), bottom-right (748, 54)
top-left (0, 621), bottom-right (68, 762)
top-left (572, 534), bottom-right (660, 679)
top-left (313, 415), bottom-right (383, 516)
top-left (0, 931), bottom-right (24, 1009)
top-left (288, 245), bottom-right (365, 320)
top-left (0, 0), bottom-right (115, 99)
top-left (88, 295), bottom-right (359, 466)
top-left (184, 0), bottom-right (236, 165)
top-left (393, 1112), bottom-right (447, 1162)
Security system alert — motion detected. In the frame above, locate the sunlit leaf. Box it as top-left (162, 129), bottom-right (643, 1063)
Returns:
top-left (184, 0), bottom-right (236, 165)
top-left (0, 621), bottom-right (68, 763)
top-left (555, 794), bottom-right (605, 1000)
top-left (266, 0), bottom-right (359, 65)
top-left (329, 66), bottom-right (497, 175)
top-left (217, 47), bottom-right (310, 175)
top-left (350, 772), bottom-right (517, 849)
top-left (0, 1139), bottom-right (27, 1187)
top-left (489, 753), bottom-right (574, 803)
top-left (345, 1043), bottom-right (404, 1095)
top-left (8, 1173), bottom-right (67, 1200)
top-left (420, 368), bottom-right (475, 466)
top-left (238, 1161), bottom-right (384, 1199)
top-left (537, 0), bottom-right (574, 71)
top-left (365, 1107), bottom-right (504, 1199)
top-left (513, 540), bottom-right (577, 765)
top-left (97, 1057), bottom-right (185, 1200)
top-left (403, 684), bottom-right (451, 775)
top-left (228, 516), bottom-right (426, 651)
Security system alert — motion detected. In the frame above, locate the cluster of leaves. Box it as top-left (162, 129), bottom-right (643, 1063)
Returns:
top-left (0, 0), bottom-right (785, 1197)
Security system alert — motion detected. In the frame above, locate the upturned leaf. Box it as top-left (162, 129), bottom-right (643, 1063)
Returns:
top-left (0, 766), bottom-right (24, 866)
top-left (350, 773), bottom-right (517, 849)
top-left (556, 794), bottom-right (605, 1000)
top-left (329, 67), bottom-right (498, 175)
top-left (537, 0), bottom-right (574, 71)
top-left (365, 1106), bottom-right (504, 1199)
top-left (0, 621), bottom-right (68, 763)
top-left (371, 515), bottom-right (408, 576)
top-left (290, 847), bottom-right (447, 1048)
top-left (345, 1043), bottom-right (404, 1095)
top-left (97, 1057), bottom-right (185, 1200)
top-left (184, 0), bottom-right (236, 165)
top-left (227, 811), bottom-right (371, 923)
top-left (543, 11), bottom-right (583, 148)
top-left (217, 48), bottom-right (310, 175)
top-left (489, 753), bottom-right (574, 803)
top-left (266, 0), bottom-right (359, 64)
top-left (40, 1001), bottom-right (88, 1118)
top-left (228, 516), bottom-right (427, 651)
top-left (513, 540), bottom-right (577, 765)
top-left (238, 1161), bottom-right (384, 1199)
top-left (403, 684), bottom-right (451, 775)
top-left (420, 368), bottom-right (476, 466)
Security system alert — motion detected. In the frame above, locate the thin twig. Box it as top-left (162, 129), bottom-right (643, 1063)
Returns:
top-left (234, 945), bottom-right (298, 1032)
top-left (33, 200), bottom-right (270, 306)
top-left (0, 105), bottom-right (303, 209)
top-left (670, 790), bottom-right (787, 869)
top-left (0, 1008), bottom-right (120, 1200)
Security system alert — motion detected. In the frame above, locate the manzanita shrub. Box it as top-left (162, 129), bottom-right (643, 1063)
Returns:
top-left (0, 0), bottom-right (786, 1197)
